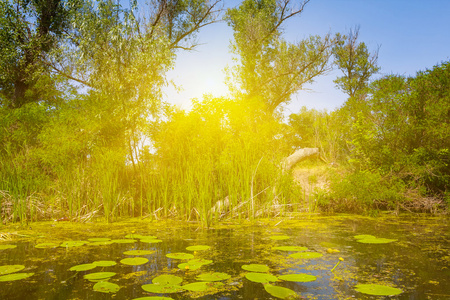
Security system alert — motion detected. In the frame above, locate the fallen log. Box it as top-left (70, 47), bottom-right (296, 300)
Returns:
top-left (282, 148), bottom-right (319, 171)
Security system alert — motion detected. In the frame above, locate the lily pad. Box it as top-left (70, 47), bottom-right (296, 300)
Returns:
top-left (92, 261), bottom-right (117, 267)
top-left (93, 281), bottom-right (120, 293)
top-left (181, 282), bottom-right (223, 292)
top-left (152, 274), bottom-right (183, 285)
top-left (0, 272), bottom-right (34, 282)
top-left (132, 297), bottom-right (174, 300)
top-left (123, 250), bottom-right (155, 256)
top-left (69, 263), bottom-right (97, 271)
top-left (264, 284), bottom-right (297, 299)
top-left (241, 264), bottom-right (269, 272)
top-left (186, 245), bottom-right (211, 251)
top-left (88, 238), bottom-right (111, 242)
top-left (269, 235), bottom-right (290, 240)
top-left (357, 238), bottom-right (397, 244)
top-left (141, 284), bottom-right (183, 293)
top-left (35, 243), bottom-right (59, 249)
top-left (354, 283), bottom-right (403, 296)
top-left (0, 265), bottom-right (25, 275)
top-left (120, 257), bottom-right (149, 266)
top-left (84, 272), bottom-right (116, 281)
top-left (140, 239), bottom-right (163, 243)
top-left (354, 234), bottom-right (376, 240)
top-left (178, 262), bottom-right (203, 270)
top-left (111, 239), bottom-right (137, 244)
top-left (60, 241), bottom-right (87, 248)
top-left (272, 246), bottom-right (308, 252)
top-left (0, 244), bottom-right (17, 250)
top-left (88, 241), bottom-right (114, 246)
top-left (196, 272), bottom-right (231, 282)
top-left (245, 272), bottom-right (278, 283)
top-left (289, 252), bottom-right (323, 259)
top-left (166, 252), bottom-right (194, 260)
top-left (278, 273), bottom-right (316, 282)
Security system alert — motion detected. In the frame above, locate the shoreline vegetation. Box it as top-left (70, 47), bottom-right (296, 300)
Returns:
top-left (0, 0), bottom-right (448, 226)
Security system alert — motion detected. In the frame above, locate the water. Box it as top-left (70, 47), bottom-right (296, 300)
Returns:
top-left (0, 214), bottom-right (448, 299)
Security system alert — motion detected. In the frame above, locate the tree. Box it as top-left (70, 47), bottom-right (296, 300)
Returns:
top-left (225, 0), bottom-right (333, 114)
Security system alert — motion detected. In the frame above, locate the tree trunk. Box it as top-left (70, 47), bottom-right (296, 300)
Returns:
top-left (282, 148), bottom-right (319, 171)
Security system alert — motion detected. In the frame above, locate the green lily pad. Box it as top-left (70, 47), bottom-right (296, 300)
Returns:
top-left (245, 272), bottom-right (278, 283)
top-left (35, 243), bottom-right (59, 249)
top-left (354, 283), bottom-right (403, 296)
top-left (123, 250), bottom-right (155, 256)
top-left (181, 281), bottom-right (223, 292)
top-left (278, 273), bottom-right (316, 282)
top-left (289, 252), bottom-right (323, 259)
top-left (178, 262), bottom-right (203, 270)
top-left (88, 241), bottom-right (114, 246)
top-left (69, 263), bottom-right (97, 271)
top-left (112, 239), bottom-right (137, 244)
top-left (269, 235), bottom-right (290, 240)
top-left (84, 272), bottom-right (116, 281)
top-left (93, 281), bottom-right (120, 293)
top-left (152, 274), bottom-right (183, 285)
top-left (0, 265), bottom-right (25, 275)
top-left (141, 284), bottom-right (183, 293)
top-left (140, 239), bottom-right (163, 243)
top-left (132, 297), bottom-right (174, 300)
top-left (196, 272), bottom-right (231, 282)
top-left (264, 284), bottom-right (297, 299)
top-left (92, 261), bottom-right (117, 267)
top-left (241, 264), bottom-right (269, 272)
top-left (357, 238), bottom-right (397, 244)
top-left (0, 244), bottom-right (17, 250)
top-left (60, 241), bottom-right (87, 247)
top-left (88, 238), bottom-right (111, 242)
top-left (354, 234), bottom-right (376, 240)
top-left (120, 257), bottom-right (149, 266)
top-left (186, 245), bottom-right (211, 251)
top-left (0, 272), bottom-right (34, 282)
top-left (272, 246), bottom-right (308, 252)
top-left (166, 252), bottom-right (194, 260)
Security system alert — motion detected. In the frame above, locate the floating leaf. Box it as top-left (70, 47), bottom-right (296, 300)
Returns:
top-left (120, 257), bottom-right (148, 266)
top-left (69, 263), bottom-right (97, 271)
top-left (0, 244), bottom-right (17, 250)
top-left (269, 235), bottom-right (290, 240)
top-left (264, 284), bottom-right (297, 299)
top-left (140, 239), bottom-right (162, 244)
top-left (196, 272), bottom-right (231, 282)
top-left (152, 274), bottom-right (183, 286)
top-left (112, 239), bottom-right (137, 244)
top-left (166, 252), bottom-right (194, 260)
top-left (354, 283), bottom-right (403, 296)
top-left (241, 264), bottom-right (269, 272)
top-left (92, 261), bottom-right (117, 267)
top-left (88, 238), bottom-right (111, 242)
top-left (178, 262), bottom-right (202, 271)
top-left (60, 241), bottom-right (87, 248)
top-left (93, 281), bottom-right (120, 293)
top-left (181, 282), bottom-right (223, 292)
top-left (132, 297), bottom-right (174, 300)
top-left (88, 241), bottom-right (114, 246)
top-left (123, 250), bottom-right (155, 256)
top-left (357, 238), bottom-right (397, 244)
top-left (35, 243), bottom-right (59, 249)
top-left (0, 273), bottom-right (34, 282)
top-left (272, 246), bottom-right (307, 252)
top-left (186, 245), bottom-right (210, 251)
top-left (289, 252), bottom-right (323, 259)
top-left (84, 272), bottom-right (116, 281)
top-left (245, 272), bottom-right (278, 283)
top-left (354, 235), bottom-right (376, 240)
top-left (278, 273), bottom-right (316, 282)
top-left (0, 265), bottom-right (25, 275)
top-left (141, 284), bottom-right (182, 293)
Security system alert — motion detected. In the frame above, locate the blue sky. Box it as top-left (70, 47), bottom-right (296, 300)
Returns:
top-left (163, 0), bottom-right (450, 114)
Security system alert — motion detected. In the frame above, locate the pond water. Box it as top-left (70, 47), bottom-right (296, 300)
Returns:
top-left (0, 214), bottom-right (448, 299)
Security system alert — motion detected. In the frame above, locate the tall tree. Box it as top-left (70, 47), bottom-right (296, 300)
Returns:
top-left (225, 0), bottom-right (333, 114)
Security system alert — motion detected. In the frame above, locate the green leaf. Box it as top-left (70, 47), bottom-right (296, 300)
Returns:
top-left (196, 272), bottom-right (231, 282)
top-left (88, 238), bottom-right (111, 242)
top-left (186, 245), bottom-right (210, 251)
top-left (120, 257), bottom-right (148, 266)
top-left (357, 238), bottom-right (397, 244)
top-left (132, 297), bottom-right (174, 300)
top-left (0, 265), bottom-right (25, 275)
top-left (69, 263), bottom-right (97, 271)
top-left (354, 234), bottom-right (376, 240)
top-left (152, 274), bottom-right (183, 286)
top-left (140, 239), bottom-right (162, 244)
top-left (123, 250), bottom-right (155, 255)
top-left (278, 273), bottom-right (316, 282)
top-left (141, 284), bottom-right (183, 293)
top-left (264, 284), bottom-right (298, 299)
top-left (272, 246), bottom-right (307, 252)
top-left (92, 261), bottom-right (117, 267)
top-left (93, 281), bottom-right (120, 293)
top-left (166, 252), bottom-right (194, 260)
top-left (60, 241), bottom-right (88, 247)
top-left (354, 283), bottom-right (403, 296)
top-left (0, 244), bottom-right (17, 250)
top-left (84, 272), bottom-right (116, 281)
top-left (289, 252), bottom-right (323, 259)
top-left (0, 273), bottom-right (34, 282)
top-left (241, 264), bottom-right (269, 272)
top-left (181, 282), bottom-right (223, 292)
top-left (245, 272), bottom-right (277, 283)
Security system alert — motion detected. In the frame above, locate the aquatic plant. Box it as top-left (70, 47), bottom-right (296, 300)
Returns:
top-left (92, 261), bottom-right (116, 267)
top-left (289, 252), bottom-right (323, 259)
top-left (330, 257), bottom-right (344, 272)
top-left (272, 246), bottom-right (307, 252)
top-left (0, 265), bottom-right (25, 275)
top-left (186, 245), bottom-right (211, 251)
top-left (84, 272), bottom-right (116, 281)
top-left (245, 272), bottom-right (278, 283)
top-left (278, 273), bottom-right (316, 282)
top-left (354, 283), bottom-right (402, 296)
top-left (123, 250), bottom-right (155, 255)
top-left (93, 281), bottom-right (120, 293)
top-left (241, 264), bottom-right (269, 272)
top-left (181, 281), bottom-right (223, 292)
top-left (196, 272), bottom-right (231, 281)
top-left (264, 284), bottom-right (298, 299)
top-left (0, 244), bottom-right (17, 250)
top-left (166, 252), bottom-right (194, 260)
top-left (120, 257), bottom-right (149, 266)
top-left (141, 274), bottom-right (183, 293)
top-left (69, 263), bottom-right (96, 271)
top-left (0, 272), bottom-right (34, 282)
top-left (35, 243), bottom-right (59, 248)
top-left (354, 235), bottom-right (397, 244)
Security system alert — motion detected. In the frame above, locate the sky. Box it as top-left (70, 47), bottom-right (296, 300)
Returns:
top-left (163, 0), bottom-right (450, 115)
